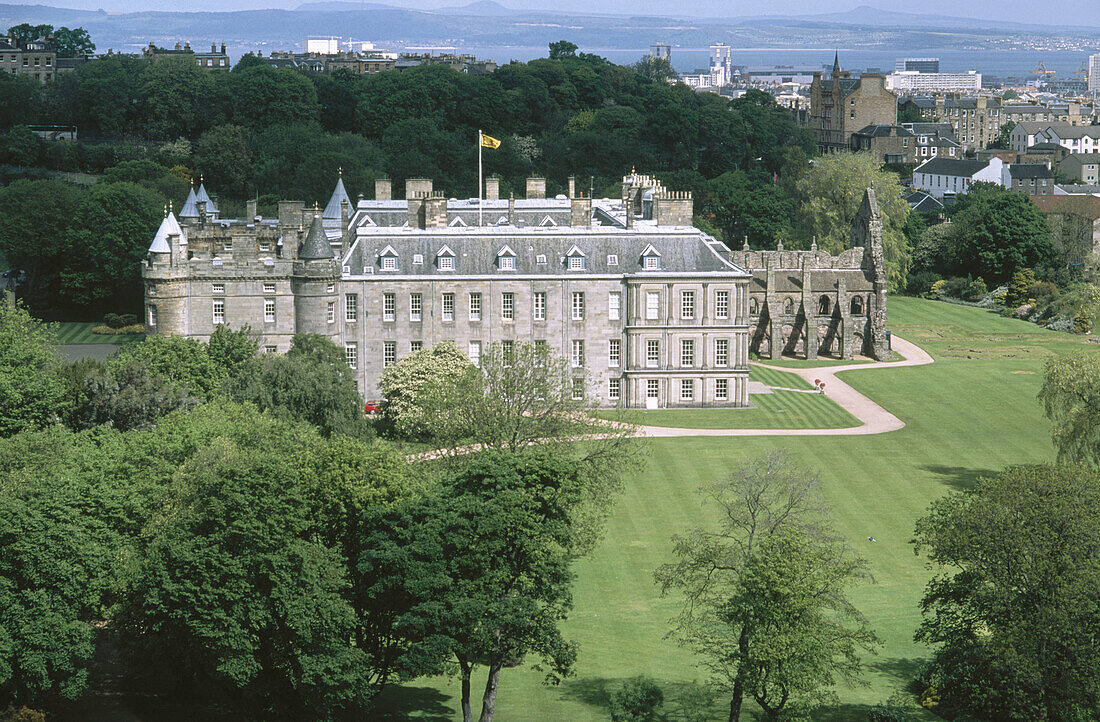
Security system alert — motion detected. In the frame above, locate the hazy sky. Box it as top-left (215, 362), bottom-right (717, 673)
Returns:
top-left (34, 0), bottom-right (1100, 25)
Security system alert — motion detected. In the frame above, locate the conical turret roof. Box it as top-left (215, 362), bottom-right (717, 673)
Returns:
top-left (179, 187), bottom-right (199, 218)
top-left (298, 213), bottom-right (332, 260)
top-left (195, 182), bottom-right (218, 215)
top-left (323, 176), bottom-right (351, 220)
top-left (149, 212), bottom-right (186, 254)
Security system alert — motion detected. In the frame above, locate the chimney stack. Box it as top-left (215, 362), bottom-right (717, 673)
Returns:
top-left (375, 178), bottom-right (392, 200)
top-left (246, 198), bottom-right (257, 221)
top-left (405, 178), bottom-right (433, 200)
top-left (485, 175), bottom-right (499, 200)
top-left (625, 202), bottom-right (633, 229)
top-left (568, 175), bottom-right (576, 198)
top-left (424, 192), bottom-right (448, 228)
top-left (570, 193), bottom-right (591, 227)
top-left (278, 200), bottom-right (305, 232)
top-left (221, 42), bottom-right (226, 54)
top-left (654, 190), bottom-right (694, 227)
top-left (196, 200), bottom-right (207, 227)
top-left (507, 193), bottom-right (515, 225)
top-left (525, 176), bottom-right (545, 200)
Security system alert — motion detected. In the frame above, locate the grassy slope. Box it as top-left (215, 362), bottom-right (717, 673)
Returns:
top-left (55, 322), bottom-right (144, 345)
top-left (604, 391), bottom-right (859, 430)
top-left (378, 297), bottom-right (1091, 721)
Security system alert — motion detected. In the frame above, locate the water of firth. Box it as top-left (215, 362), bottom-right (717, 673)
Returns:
top-left (459, 47), bottom-right (1091, 79)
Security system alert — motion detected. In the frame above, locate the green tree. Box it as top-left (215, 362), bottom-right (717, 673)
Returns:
top-left (193, 124), bottom-right (253, 198)
top-left (67, 54), bottom-right (145, 138)
top-left (206, 324), bottom-right (258, 377)
top-left (0, 75), bottom-right (43, 129)
top-left (705, 170), bottom-right (794, 248)
top-left (1040, 352), bottom-right (1100, 465)
top-left (0, 303), bottom-right (66, 437)
top-left (70, 359), bottom-right (200, 431)
top-left (913, 464), bottom-right (1100, 721)
top-left (227, 333), bottom-right (370, 438)
top-left (948, 183), bottom-right (1055, 284)
top-left (114, 333), bottom-right (225, 399)
top-left (120, 440), bottom-right (372, 719)
top-left (101, 159), bottom-right (190, 206)
top-left (59, 181), bottom-right (163, 312)
top-left (655, 452), bottom-right (878, 722)
top-left (792, 152), bottom-right (912, 290)
top-left (633, 55), bottom-right (675, 83)
top-left (548, 40), bottom-right (579, 60)
top-left (140, 55), bottom-right (219, 139)
top-left (5, 24), bottom-right (52, 45)
top-left (51, 27), bottom-right (94, 58)
top-left (0, 179), bottom-right (83, 304)
top-left (609, 676), bottom-right (665, 722)
top-left (229, 66), bottom-right (320, 130)
top-left (990, 120), bottom-right (1016, 150)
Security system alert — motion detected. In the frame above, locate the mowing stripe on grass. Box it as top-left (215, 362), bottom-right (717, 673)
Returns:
top-left (749, 364), bottom-right (813, 389)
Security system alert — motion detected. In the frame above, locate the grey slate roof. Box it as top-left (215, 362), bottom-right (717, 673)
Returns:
top-left (341, 227), bottom-right (746, 278)
top-left (299, 214), bottom-right (334, 259)
top-left (1008, 164), bottom-right (1054, 179)
top-left (1026, 142), bottom-right (1063, 151)
top-left (195, 183), bottom-right (218, 215)
top-left (179, 188), bottom-right (199, 218)
top-left (914, 158), bottom-right (990, 177)
top-left (853, 124), bottom-right (913, 138)
top-left (323, 177), bottom-right (351, 219)
top-left (905, 191), bottom-right (944, 213)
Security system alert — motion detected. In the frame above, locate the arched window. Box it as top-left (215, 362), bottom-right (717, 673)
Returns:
top-left (783, 297), bottom-right (793, 314)
top-left (851, 295), bottom-right (864, 315)
top-left (818, 295), bottom-right (831, 316)
top-left (749, 297), bottom-right (759, 315)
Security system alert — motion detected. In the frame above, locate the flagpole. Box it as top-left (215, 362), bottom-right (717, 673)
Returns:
top-left (478, 129), bottom-right (483, 227)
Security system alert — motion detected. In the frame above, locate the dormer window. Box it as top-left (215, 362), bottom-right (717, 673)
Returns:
top-left (536, 254), bottom-right (547, 265)
top-left (436, 245), bottom-right (456, 271)
top-left (382, 256), bottom-right (397, 270)
top-left (497, 245), bottom-right (516, 271)
top-left (641, 244), bottom-right (661, 270)
top-left (607, 254), bottom-right (619, 266)
top-left (413, 254), bottom-right (424, 265)
top-left (565, 245), bottom-right (586, 271)
top-left (259, 242), bottom-right (271, 252)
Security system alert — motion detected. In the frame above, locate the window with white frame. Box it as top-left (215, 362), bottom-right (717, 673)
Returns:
top-left (715, 378), bottom-right (729, 400)
top-left (571, 292), bottom-right (585, 320)
top-left (327, 301), bottom-right (335, 324)
top-left (608, 378), bottom-right (621, 400)
top-left (607, 254), bottom-right (618, 266)
top-left (413, 254), bottom-right (424, 265)
top-left (609, 339), bottom-right (621, 367)
top-left (499, 255), bottom-right (515, 270)
top-left (715, 338), bottom-right (729, 366)
top-left (345, 342), bottom-right (357, 369)
top-left (345, 294), bottom-right (358, 322)
top-left (410, 293), bottom-right (422, 321)
top-left (681, 339), bottom-right (694, 367)
top-left (502, 340), bottom-right (514, 364)
top-left (568, 255), bottom-right (585, 270)
top-left (442, 293), bottom-right (455, 321)
top-left (383, 293), bottom-right (396, 321)
top-left (469, 292), bottom-right (482, 321)
top-left (681, 290), bottom-right (695, 320)
top-left (536, 254), bottom-right (547, 265)
top-left (646, 339), bottom-right (660, 368)
top-left (609, 292), bottom-right (621, 321)
top-left (534, 292), bottom-right (546, 321)
top-left (468, 341), bottom-right (481, 366)
top-left (326, 283), bottom-right (335, 293)
top-left (410, 340), bottom-right (423, 352)
top-left (148, 305), bottom-right (157, 328)
top-left (644, 255), bottom-right (659, 270)
top-left (264, 345), bottom-right (277, 354)
top-left (715, 290), bottom-right (730, 319)
top-left (571, 379), bottom-right (584, 400)
top-left (646, 379), bottom-right (659, 399)
top-left (646, 291), bottom-right (659, 320)
top-left (259, 242), bottom-right (271, 252)
top-left (439, 255), bottom-right (454, 271)
top-left (571, 339), bottom-right (584, 368)
top-left (384, 341), bottom-right (396, 367)
top-left (264, 299), bottom-right (276, 323)
top-left (212, 299), bottom-right (225, 325)
top-left (382, 256), bottom-right (397, 271)
top-left (263, 282), bottom-right (276, 294)
top-left (212, 283), bottom-right (224, 294)
top-left (680, 379), bottom-right (694, 401)
top-left (502, 292), bottom-right (515, 320)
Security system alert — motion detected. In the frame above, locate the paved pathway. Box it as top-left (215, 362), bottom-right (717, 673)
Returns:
top-left (632, 335), bottom-right (934, 438)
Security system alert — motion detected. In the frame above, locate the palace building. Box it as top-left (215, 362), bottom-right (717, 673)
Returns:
top-left (143, 172), bottom-right (889, 409)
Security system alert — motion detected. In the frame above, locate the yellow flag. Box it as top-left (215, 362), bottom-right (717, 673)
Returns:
top-left (480, 132), bottom-right (501, 149)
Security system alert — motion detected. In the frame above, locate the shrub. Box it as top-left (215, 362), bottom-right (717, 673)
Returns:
top-left (906, 271), bottom-right (942, 296)
top-left (929, 279), bottom-right (946, 296)
top-left (1073, 312), bottom-right (1093, 334)
top-left (609, 676), bottom-right (664, 722)
top-left (1032, 281), bottom-right (1060, 309)
top-left (103, 312), bottom-right (124, 328)
top-left (1005, 268), bottom-right (1039, 307)
top-left (91, 325), bottom-right (117, 335)
top-left (118, 324), bottom-right (146, 335)
top-left (119, 313), bottom-right (139, 327)
top-left (964, 278), bottom-right (988, 301)
top-left (938, 276), bottom-right (970, 299)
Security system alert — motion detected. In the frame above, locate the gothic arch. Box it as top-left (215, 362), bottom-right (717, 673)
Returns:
top-left (851, 295), bottom-right (864, 315)
top-left (818, 295), bottom-right (831, 316)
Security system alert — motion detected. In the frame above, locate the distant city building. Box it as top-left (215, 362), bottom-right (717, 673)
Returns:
top-left (850, 123), bottom-right (959, 164)
top-left (885, 70), bottom-right (981, 94)
top-left (808, 55), bottom-right (897, 152)
top-left (743, 65), bottom-right (821, 85)
top-left (1090, 53), bottom-right (1100, 93)
top-left (1058, 153), bottom-right (1100, 184)
top-left (306, 36), bottom-right (340, 55)
top-left (709, 43), bottom-right (732, 87)
top-left (649, 42), bottom-right (670, 62)
top-left (895, 57), bottom-right (940, 73)
top-left (143, 41), bottom-right (231, 70)
top-left (912, 156), bottom-right (1055, 198)
top-left (0, 34), bottom-right (57, 82)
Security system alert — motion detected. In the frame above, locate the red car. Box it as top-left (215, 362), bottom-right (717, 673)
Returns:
top-left (364, 400), bottom-right (382, 415)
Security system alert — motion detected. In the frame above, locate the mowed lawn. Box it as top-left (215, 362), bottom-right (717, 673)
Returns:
top-left (55, 322), bottom-right (144, 345)
top-left (377, 297), bottom-right (1088, 721)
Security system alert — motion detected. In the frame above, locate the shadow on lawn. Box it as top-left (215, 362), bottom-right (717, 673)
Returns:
top-left (560, 677), bottom-right (731, 721)
top-left (370, 684), bottom-right (454, 721)
top-left (920, 464), bottom-right (1000, 492)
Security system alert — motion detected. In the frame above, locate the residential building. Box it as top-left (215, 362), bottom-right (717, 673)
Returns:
top-left (1089, 52), bottom-right (1100, 93)
top-left (1058, 154), bottom-right (1100, 184)
top-left (1018, 142), bottom-right (1068, 165)
top-left (933, 96), bottom-right (1003, 152)
top-left (142, 41), bottom-right (231, 70)
top-left (649, 43), bottom-right (670, 62)
top-left (1009, 121), bottom-right (1066, 152)
top-left (898, 96), bottom-right (937, 120)
top-left (143, 172), bottom-right (891, 410)
top-left (850, 123), bottom-right (959, 164)
top-left (1043, 125), bottom-right (1100, 155)
top-left (1033, 195), bottom-right (1100, 270)
top-left (808, 55), bottom-right (898, 152)
top-left (1003, 164), bottom-right (1056, 197)
top-left (743, 66), bottom-right (821, 85)
top-left (904, 190), bottom-right (944, 214)
top-left (912, 157), bottom-right (1004, 198)
top-left (0, 35), bottom-right (57, 82)
top-left (1000, 103), bottom-right (1054, 125)
top-left (710, 43), bottom-right (733, 87)
top-left (885, 70), bottom-right (981, 94)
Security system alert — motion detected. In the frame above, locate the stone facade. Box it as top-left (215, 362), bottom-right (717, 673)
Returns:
top-left (143, 174), bottom-right (890, 410)
top-left (808, 55), bottom-right (898, 152)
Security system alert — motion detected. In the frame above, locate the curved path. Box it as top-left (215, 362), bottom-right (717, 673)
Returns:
top-left (632, 335), bottom-right (934, 438)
